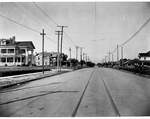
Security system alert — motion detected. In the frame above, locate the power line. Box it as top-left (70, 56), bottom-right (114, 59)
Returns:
top-left (0, 14), bottom-right (40, 34)
top-left (110, 46), bottom-right (117, 54)
top-left (11, 2), bottom-right (55, 34)
top-left (119, 17), bottom-right (150, 47)
top-left (64, 32), bottom-right (76, 46)
top-left (110, 17), bottom-right (150, 56)
top-left (33, 2), bottom-right (77, 47)
top-left (0, 14), bottom-right (61, 47)
top-left (33, 2), bottom-right (58, 26)
top-left (25, 2), bottom-right (57, 31)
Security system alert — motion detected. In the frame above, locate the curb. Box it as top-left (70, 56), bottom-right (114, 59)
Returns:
top-left (0, 70), bottom-right (70, 89)
top-left (112, 68), bottom-right (150, 78)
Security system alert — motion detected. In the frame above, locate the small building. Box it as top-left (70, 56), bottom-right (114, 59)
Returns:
top-left (35, 51), bottom-right (68, 66)
top-left (138, 51), bottom-right (150, 61)
top-left (35, 52), bottom-right (52, 66)
top-left (0, 36), bottom-right (35, 66)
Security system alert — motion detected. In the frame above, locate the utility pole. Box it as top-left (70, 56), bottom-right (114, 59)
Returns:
top-left (83, 53), bottom-right (85, 61)
top-left (80, 47), bottom-right (83, 62)
top-left (112, 54), bottom-right (114, 62)
top-left (86, 54), bottom-right (87, 64)
top-left (69, 47), bottom-right (71, 69)
top-left (57, 25), bottom-right (68, 71)
top-left (80, 47), bottom-right (83, 67)
top-left (76, 46), bottom-right (79, 60)
top-left (40, 29), bottom-right (46, 74)
top-left (55, 31), bottom-right (61, 72)
top-left (105, 56), bottom-right (107, 63)
top-left (108, 51), bottom-right (111, 62)
top-left (117, 44), bottom-right (119, 62)
top-left (83, 53), bottom-right (85, 66)
top-left (121, 45), bottom-right (123, 69)
top-left (121, 46), bottom-right (123, 60)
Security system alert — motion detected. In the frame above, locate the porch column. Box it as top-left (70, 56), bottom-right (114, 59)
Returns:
top-left (6, 57), bottom-right (7, 66)
top-left (26, 49), bottom-right (28, 65)
top-left (13, 56), bottom-right (15, 66)
top-left (31, 50), bottom-right (34, 65)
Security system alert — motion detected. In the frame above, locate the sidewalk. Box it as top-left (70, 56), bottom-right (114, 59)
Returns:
top-left (0, 69), bottom-right (73, 88)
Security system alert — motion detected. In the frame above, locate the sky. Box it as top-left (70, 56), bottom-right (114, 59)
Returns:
top-left (0, 2), bottom-right (150, 63)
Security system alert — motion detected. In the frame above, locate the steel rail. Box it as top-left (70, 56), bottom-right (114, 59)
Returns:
top-left (98, 68), bottom-right (121, 116)
top-left (72, 68), bottom-right (95, 117)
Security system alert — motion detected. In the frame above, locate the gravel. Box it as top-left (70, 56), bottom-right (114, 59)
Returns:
top-left (0, 69), bottom-right (72, 87)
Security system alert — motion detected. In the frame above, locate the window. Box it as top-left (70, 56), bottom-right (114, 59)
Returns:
top-left (1, 40), bottom-right (6, 45)
top-left (38, 61), bottom-right (40, 65)
top-left (38, 56), bottom-right (40, 60)
top-left (1, 57), bottom-right (6, 62)
top-left (8, 49), bottom-right (14, 53)
top-left (20, 49), bottom-right (25, 54)
top-left (144, 57), bottom-right (146, 60)
top-left (15, 57), bottom-right (20, 62)
top-left (7, 57), bottom-right (13, 62)
top-left (1, 49), bottom-right (6, 53)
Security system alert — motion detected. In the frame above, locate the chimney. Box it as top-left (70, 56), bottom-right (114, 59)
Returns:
top-left (12, 36), bottom-right (15, 43)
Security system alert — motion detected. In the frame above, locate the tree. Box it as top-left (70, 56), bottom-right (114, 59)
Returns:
top-left (66, 58), bottom-right (78, 67)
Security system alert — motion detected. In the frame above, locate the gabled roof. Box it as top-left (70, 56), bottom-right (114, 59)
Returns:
top-left (35, 52), bottom-right (66, 58)
top-left (138, 51), bottom-right (150, 57)
top-left (35, 52), bottom-right (52, 57)
top-left (16, 41), bottom-right (35, 49)
top-left (0, 39), bottom-right (15, 46)
top-left (0, 39), bottom-right (35, 50)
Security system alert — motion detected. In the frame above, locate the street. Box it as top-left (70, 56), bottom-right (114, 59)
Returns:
top-left (0, 67), bottom-right (150, 117)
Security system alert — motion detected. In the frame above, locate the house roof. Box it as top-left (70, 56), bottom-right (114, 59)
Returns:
top-left (35, 52), bottom-right (66, 58)
top-left (0, 39), bottom-right (35, 49)
top-left (35, 52), bottom-right (52, 57)
top-left (16, 41), bottom-right (35, 49)
top-left (138, 51), bottom-right (150, 57)
top-left (0, 39), bottom-right (15, 46)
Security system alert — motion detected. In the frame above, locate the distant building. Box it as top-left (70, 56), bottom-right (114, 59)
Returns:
top-left (35, 52), bottom-right (52, 66)
top-left (138, 51), bottom-right (150, 61)
top-left (35, 51), bottom-right (68, 66)
top-left (0, 36), bottom-right (35, 66)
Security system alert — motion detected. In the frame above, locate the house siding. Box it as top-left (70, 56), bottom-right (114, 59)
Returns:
top-left (0, 37), bottom-right (35, 66)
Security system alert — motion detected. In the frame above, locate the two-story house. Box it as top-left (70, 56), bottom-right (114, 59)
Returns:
top-left (0, 36), bottom-right (35, 66)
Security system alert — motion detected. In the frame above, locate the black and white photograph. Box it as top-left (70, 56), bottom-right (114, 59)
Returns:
top-left (0, 1), bottom-right (150, 117)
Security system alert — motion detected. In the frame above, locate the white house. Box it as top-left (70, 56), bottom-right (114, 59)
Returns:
top-left (35, 52), bottom-right (52, 66)
top-left (0, 36), bottom-right (35, 66)
top-left (35, 52), bottom-right (67, 66)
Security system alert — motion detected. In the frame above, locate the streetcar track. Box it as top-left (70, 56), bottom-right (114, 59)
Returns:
top-left (98, 68), bottom-right (121, 117)
top-left (71, 68), bottom-right (95, 117)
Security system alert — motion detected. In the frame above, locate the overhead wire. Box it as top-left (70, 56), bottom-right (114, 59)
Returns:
top-left (109, 17), bottom-right (150, 57)
top-left (119, 17), bottom-right (150, 47)
top-left (33, 2), bottom-right (77, 47)
top-left (0, 14), bottom-right (67, 50)
top-left (33, 2), bottom-right (58, 26)
top-left (0, 14), bottom-right (40, 34)
top-left (11, 2), bottom-right (55, 34)
top-left (13, 2), bottom-right (69, 51)
top-left (25, 2), bottom-right (57, 31)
